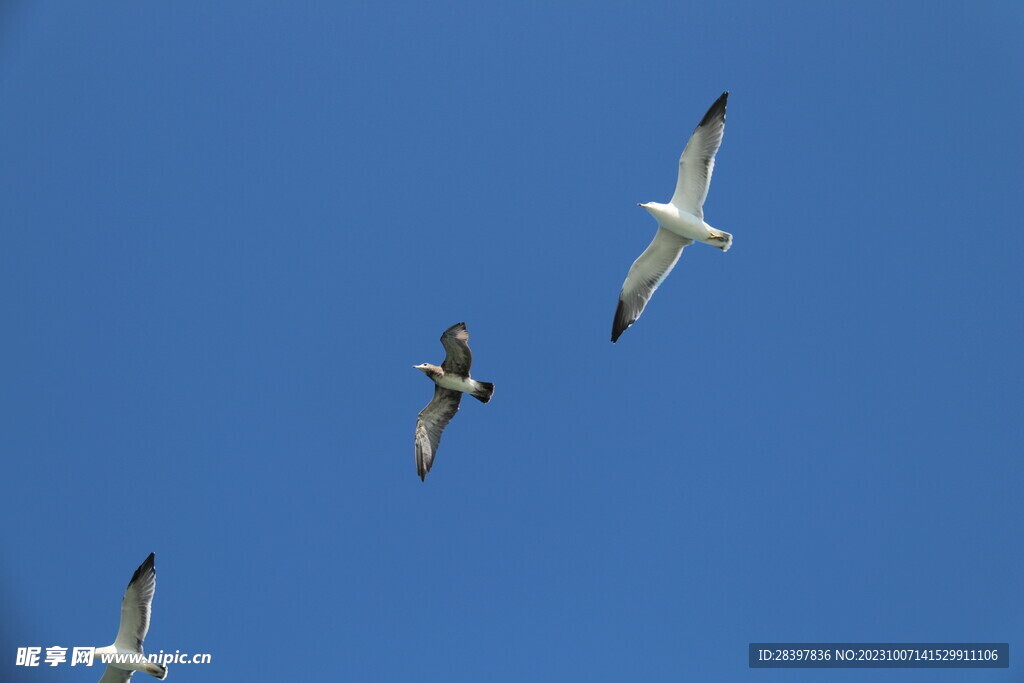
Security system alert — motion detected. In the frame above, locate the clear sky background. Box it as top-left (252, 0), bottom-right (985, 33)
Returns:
top-left (1, 1), bottom-right (1022, 681)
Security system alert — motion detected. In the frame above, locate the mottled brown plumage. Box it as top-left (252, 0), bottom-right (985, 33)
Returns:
top-left (413, 322), bottom-right (494, 480)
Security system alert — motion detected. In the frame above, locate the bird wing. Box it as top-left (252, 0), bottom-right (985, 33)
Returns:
top-left (611, 228), bottom-right (692, 342)
top-left (98, 665), bottom-right (134, 683)
top-left (415, 386), bottom-right (462, 480)
top-left (113, 553), bottom-right (156, 652)
top-left (439, 322), bottom-right (473, 375)
top-left (669, 92), bottom-right (728, 218)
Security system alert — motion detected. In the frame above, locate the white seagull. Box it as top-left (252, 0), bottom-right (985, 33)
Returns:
top-left (611, 91), bottom-right (733, 342)
top-left (93, 553), bottom-right (168, 681)
top-left (413, 322), bottom-right (494, 480)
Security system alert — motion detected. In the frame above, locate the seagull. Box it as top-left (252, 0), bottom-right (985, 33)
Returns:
top-left (93, 553), bottom-right (168, 681)
top-left (413, 322), bottom-right (494, 480)
top-left (611, 91), bottom-right (733, 342)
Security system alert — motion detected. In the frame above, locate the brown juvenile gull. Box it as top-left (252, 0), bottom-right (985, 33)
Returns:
top-left (93, 553), bottom-right (168, 680)
top-left (611, 91), bottom-right (734, 342)
top-left (413, 322), bottom-right (494, 480)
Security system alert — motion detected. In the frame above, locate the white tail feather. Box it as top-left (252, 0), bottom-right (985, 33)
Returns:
top-left (701, 229), bottom-right (732, 252)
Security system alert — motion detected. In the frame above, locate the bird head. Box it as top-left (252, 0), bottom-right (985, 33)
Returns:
top-left (638, 202), bottom-right (667, 217)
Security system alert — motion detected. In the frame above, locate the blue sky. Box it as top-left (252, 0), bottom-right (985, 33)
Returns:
top-left (1, 1), bottom-right (1021, 680)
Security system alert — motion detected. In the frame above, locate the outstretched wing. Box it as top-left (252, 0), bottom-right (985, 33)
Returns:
top-left (669, 92), bottom-right (728, 218)
top-left (611, 228), bottom-right (692, 342)
top-left (415, 387), bottom-right (462, 480)
top-left (440, 322), bottom-right (472, 375)
top-left (113, 553), bottom-right (156, 652)
top-left (98, 665), bottom-right (134, 682)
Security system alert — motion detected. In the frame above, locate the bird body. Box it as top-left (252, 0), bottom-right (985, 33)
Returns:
top-left (94, 645), bottom-right (166, 680)
top-left (413, 322), bottom-right (494, 480)
top-left (639, 201), bottom-right (731, 250)
top-left (611, 91), bottom-right (734, 342)
top-left (435, 371), bottom-right (492, 399)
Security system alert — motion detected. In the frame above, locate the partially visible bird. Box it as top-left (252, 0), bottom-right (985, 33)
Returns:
top-left (611, 91), bottom-right (734, 343)
top-left (413, 322), bottom-right (494, 480)
top-left (93, 553), bottom-right (168, 681)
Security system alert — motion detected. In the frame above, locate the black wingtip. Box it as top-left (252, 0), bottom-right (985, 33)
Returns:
top-left (610, 300), bottom-right (629, 343)
top-left (128, 553), bottom-right (156, 587)
top-left (698, 91), bottom-right (728, 128)
top-left (441, 321), bottom-right (467, 341)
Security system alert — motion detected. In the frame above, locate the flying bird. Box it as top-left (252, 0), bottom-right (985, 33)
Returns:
top-left (413, 322), bottom-right (494, 480)
top-left (93, 553), bottom-right (168, 681)
top-left (611, 91), bottom-right (734, 342)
